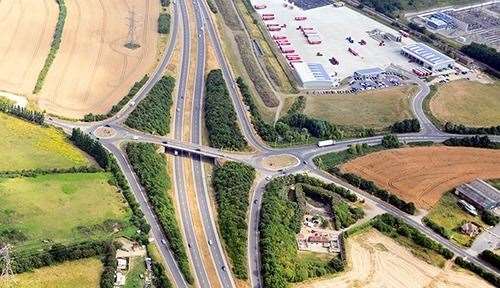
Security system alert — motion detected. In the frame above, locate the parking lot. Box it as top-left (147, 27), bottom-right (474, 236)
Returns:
top-left (350, 73), bottom-right (403, 92)
top-left (251, 0), bottom-right (422, 80)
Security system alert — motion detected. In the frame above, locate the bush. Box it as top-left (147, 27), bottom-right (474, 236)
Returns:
top-left (381, 134), bottom-right (400, 148)
top-left (443, 136), bottom-right (498, 149)
top-left (213, 162), bottom-right (256, 279)
top-left (444, 122), bottom-right (500, 135)
top-left (207, 0), bottom-right (218, 13)
top-left (152, 261), bottom-right (174, 288)
top-left (33, 0), bottom-right (67, 94)
top-left (125, 143), bottom-right (193, 284)
top-left (160, 0), bottom-right (170, 7)
top-left (482, 210), bottom-right (500, 226)
top-left (479, 250), bottom-right (500, 270)
top-left (158, 13), bottom-right (171, 34)
top-left (391, 119), bottom-right (420, 133)
top-left (455, 257), bottom-right (500, 286)
top-left (422, 217), bottom-right (450, 239)
top-left (100, 243), bottom-right (117, 288)
top-left (125, 76), bottom-right (175, 135)
top-left (205, 70), bottom-right (247, 150)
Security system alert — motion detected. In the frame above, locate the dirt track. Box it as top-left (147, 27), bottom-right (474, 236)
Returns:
top-left (341, 147), bottom-right (500, 209)
top-left (0, 0), bottom-right (57, 96)
top-left (296, 230), bottom-right (492, 288)
top-left (36, 0), bottom-right (159, 118)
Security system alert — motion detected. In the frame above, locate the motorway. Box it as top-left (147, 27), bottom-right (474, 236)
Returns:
top-left (44, 0), bottom-right (500, 287)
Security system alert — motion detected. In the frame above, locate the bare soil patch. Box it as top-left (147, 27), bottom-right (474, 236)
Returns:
top-left (36, 0), bottom-right (160, 118)
top-left (0, 0), bottom-right (58, 96)
top-left (341, 146), bottom-right (500, 209)
top-left (261, 154), bottom-right (299, 171)
top-left (295, 229), bottom-right (492, 288)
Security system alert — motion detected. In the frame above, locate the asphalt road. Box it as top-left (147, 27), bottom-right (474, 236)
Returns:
top-left (172, 0), bottom-right (212, 287)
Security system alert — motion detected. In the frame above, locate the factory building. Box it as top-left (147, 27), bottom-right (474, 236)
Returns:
top-left (292, 62), bottom-right (338, 89)
top-left (354, 67), bottom-right (384, 80)
top-left (401, 43), bottom-right (455, 72)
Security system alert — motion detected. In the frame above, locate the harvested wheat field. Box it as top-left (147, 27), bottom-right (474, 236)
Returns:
top-left (341, 146), bottom-right (500, 209)
top-left (0, 0), bottom-right (58, 95)
top-left (36, 0), bottom-right (160, 118)
top-left (295, 230), bottom-right (492, 288)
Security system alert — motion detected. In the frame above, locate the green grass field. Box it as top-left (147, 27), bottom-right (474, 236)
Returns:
top-left (1, 258), bottom-right (102, 288)
top-left (302, 85), bottom-right (416, 131)
top-left (124, 257), bottom-right (147, 288)
top-left (0, 172), bottom-right (132, 249)
top-left (429, 80), bottom-right (500, 127)
top-left (0, 112), bottom-right (90, 171)
top-left (426, 193), bottom-right (485, 247)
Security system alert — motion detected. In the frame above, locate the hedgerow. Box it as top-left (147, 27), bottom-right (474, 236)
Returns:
top-left (33, 0), bottom-right (67, 94)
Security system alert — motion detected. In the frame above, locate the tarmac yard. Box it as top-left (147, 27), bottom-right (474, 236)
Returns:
top-left (250, 0), bottom-right (421, 80)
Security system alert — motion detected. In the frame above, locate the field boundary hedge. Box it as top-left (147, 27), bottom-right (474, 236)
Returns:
top-left (33, 0), bottom-right (67, 94)
top-left (0, 103), bottom-right (45, 125)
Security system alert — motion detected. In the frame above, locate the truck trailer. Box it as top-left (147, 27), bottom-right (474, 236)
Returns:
top-left (317, 140), bottom-right (336, 147)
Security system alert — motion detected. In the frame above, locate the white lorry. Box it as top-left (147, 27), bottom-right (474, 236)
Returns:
top-left (317, 139), bottom-right (336, 147)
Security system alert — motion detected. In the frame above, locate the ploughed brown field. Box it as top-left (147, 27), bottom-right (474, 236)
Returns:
top-left (341, 147), bottom-right (500, 210)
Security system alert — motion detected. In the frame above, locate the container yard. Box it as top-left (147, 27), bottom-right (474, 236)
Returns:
top-left (250, 0), bottom-right (426, 82)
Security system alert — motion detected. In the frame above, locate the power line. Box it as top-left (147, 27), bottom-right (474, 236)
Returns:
top-left (125, 6), bottom-right (141, 49)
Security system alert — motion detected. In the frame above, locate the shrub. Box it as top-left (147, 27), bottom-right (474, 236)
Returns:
top-left (125, 76), bottom-right (175, 135)
top-left (461, 42), bottom-right (500, 71)
top-left (422, 217), bottom-right (450, 239)
top-left (381, 134), bottom-right (400, 148)
top-left (205, 70), bottom-right (247, 150)
top-left (455, 257), bottom-right (500, 286)
top-left (391, 119), bottom-right (420, 133)
top-left (158, 13), bottom-right (171, 34)
top-left (444, 122), bottom-right (500, 135)
top-left (482, 210), bottom-right (500, 226)
top-left (443, 136), bottom-right (498, 149)
top-left (0, 102), bottom-right (44, 125)
top-left (479, 250), bottom-right (500, 270)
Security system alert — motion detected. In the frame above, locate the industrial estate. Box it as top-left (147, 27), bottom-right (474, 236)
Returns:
top-left (0, 0), bottom-right (499, 288)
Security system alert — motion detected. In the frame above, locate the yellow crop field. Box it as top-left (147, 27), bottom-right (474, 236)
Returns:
top-left (0, 112), bottom-right (89, 171)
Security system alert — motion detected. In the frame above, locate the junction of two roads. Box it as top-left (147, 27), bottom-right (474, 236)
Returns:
top-left (46, 0), bottom-right (500, 287)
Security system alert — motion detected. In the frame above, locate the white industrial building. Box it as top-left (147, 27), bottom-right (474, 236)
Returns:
top-left (292, 62), bottom-right (338, 89)
top-left (401, 43), bottom-right (455, 72)
top-left (354, 67), bottom-right (384, 79)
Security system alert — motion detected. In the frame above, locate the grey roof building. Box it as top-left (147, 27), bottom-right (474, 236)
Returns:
top-left (401, 43), bottom-right (455, 71)
top-left (354, 67), bottom-right (384, 79)
top-left (455, 179), bottom-right (500, 211)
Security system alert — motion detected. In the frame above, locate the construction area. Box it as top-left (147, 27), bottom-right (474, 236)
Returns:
top-left (409, 1), bottom-right (500, 50)
top-left (249, 0), bottom-right (459, 89)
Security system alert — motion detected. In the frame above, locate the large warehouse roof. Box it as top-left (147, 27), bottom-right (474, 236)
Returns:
top-left (457, 179), bottom-right (500, 210)
top-left (402, 43), bottom-right (454, 66)
top-left (293, 62), bottom-right (332, 82)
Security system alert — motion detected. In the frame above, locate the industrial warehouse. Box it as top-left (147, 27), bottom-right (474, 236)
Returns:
top-left (250, 0), bottom-right (465, 89)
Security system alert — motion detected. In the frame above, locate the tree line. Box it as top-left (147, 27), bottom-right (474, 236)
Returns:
top-left (443, 135), bottom-right (498, 149)
top-left (125, 75), bottom-right (175, 135)
top-left (0, 101), bottom-right (44, 125)
top-left (33, 0), bottom-right (67, 94)
top-left (444, 122), bottom-right (500, 136)
top-left (212, 161), bottom-right (256, 279)
top-left (99, 242), bottom-right (117, 288)
top-left (205, 70), bottom-right (247, 150)
top-left (125, 143), bottom-right (193, 284)
top-left (83, 75), bottom-right (149, 121)
top-left (461, 42), bottom-right (500, 72)
top-left (422, 217), bottom-right (450, 239)
top-left (6, 240), bottom-right (110, 274)
top-left (158, 13), bottom-right (171, 34)
top-left (70, 128), bottom-right (150, 244)
top-left (455, 256), bottom-right (499, 286)
top-left (479, 250), bottom-right (500, 270)
top-left (260, 176), bottom-right (347, 288)
top-left (370, 214), bottom-right (454, 259)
